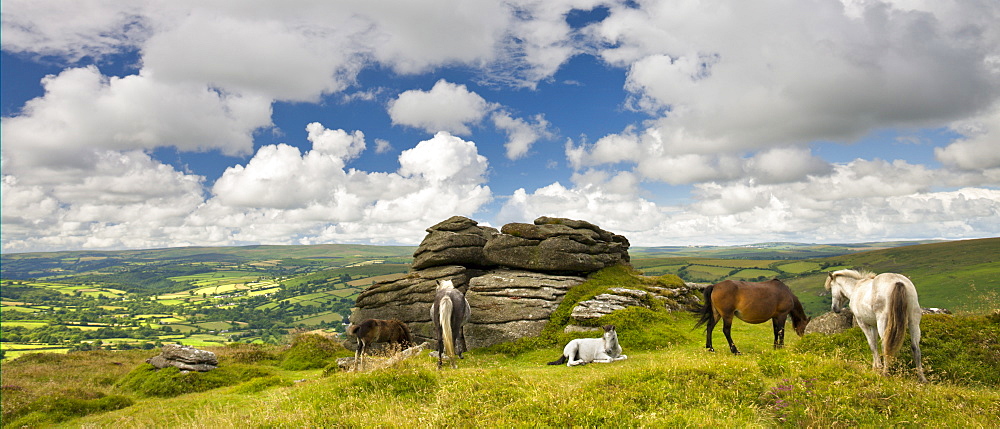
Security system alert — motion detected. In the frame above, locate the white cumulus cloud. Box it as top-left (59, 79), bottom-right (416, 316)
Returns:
top-left (0, 66), bottom-right (272, 171)
top-left (388, 80), bottom-right (491, 135)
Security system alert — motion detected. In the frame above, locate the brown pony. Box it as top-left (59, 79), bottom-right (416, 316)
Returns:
top-left (694, 279), bottom-right (810, 354)
top-left (347, 318), bottom-right (413, 370)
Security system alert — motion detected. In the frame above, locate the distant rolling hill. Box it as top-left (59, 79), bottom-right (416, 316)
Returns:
top-left (784, 237), bottom-right (1000, 315)
top-left (630, 240), bottom-right (946, 260)
top-left (0, 244), bottom-right (417, 281)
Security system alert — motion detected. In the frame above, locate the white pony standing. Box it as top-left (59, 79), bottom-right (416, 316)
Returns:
top-left (825, 270), bottom-right (927, 382)
top-left (547, 325), bottom-right (628, 366)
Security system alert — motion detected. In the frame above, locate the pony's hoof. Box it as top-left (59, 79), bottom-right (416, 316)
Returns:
top-left (706, 347), bottom-right (715, 353)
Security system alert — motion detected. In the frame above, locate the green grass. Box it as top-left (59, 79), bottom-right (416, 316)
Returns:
top-left (41, 311), bottom-right (1000, 427)
top-left (3, 305), bottom-right (998, 427)
top-left (1, 239), bottom-right (997, 426)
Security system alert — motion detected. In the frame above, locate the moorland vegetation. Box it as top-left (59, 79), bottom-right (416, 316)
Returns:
top-left (2, 264), bottom-right (997, 427)
top-left (1, 238), bottom-right (998, 426)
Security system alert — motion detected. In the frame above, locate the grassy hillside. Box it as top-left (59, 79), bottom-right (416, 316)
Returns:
top-left (785, 237), bottom-right (1000, 315)
top-left (3, 290), bottom-right (997, 427)
top-left (828, 237), bottom-right (999, 312)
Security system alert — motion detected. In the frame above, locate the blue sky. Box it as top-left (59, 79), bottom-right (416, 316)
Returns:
top-left (2, 0), bottom-right (999, 253)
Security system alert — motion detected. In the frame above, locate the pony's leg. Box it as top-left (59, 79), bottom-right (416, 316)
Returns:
top-left (592, 351), bottom-right (612, 363)
top-left (354, 340), bottom-right (365, 371)
top-left (875, 316), bottom-right (892, 374)
top-left (857, 319), bottom-right (882, 371)
top-left (909, 316), bottom-right (928, 383)
top-left (566, 343), bottom-right (583, 366)
top-left (457, 327), bottom-right (467, 359)
top-left (705, 317), bottom-right (717, 352)
top-left (436, 327), bottom-right (445, 369)
top-left (771, 315), bottom-right (787, 349)
top-left (567, 354), bottom-right (582, 366)
top-left (722, 315), bottom-right (740, 355)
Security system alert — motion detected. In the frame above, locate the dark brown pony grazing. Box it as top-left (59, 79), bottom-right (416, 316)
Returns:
top-left (347, 319), bottom-right (413, 370)
top-left (694, 279), bottom-right (810, 354)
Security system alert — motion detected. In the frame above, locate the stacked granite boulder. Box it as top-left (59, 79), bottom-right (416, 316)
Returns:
top-left (483, 216), bottom-right (630, 273)
top-left (411, 216), bottom-right (498, 270)
top-left (351, 215), bottom-right (633, 348)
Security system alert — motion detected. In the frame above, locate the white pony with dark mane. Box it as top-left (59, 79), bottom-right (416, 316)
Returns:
top-left (547, 325), bottom-right (627, 366)
top-left (430, 279), bottom-right (471, 369)
top-left (825, 269), bottom-right (927, 382)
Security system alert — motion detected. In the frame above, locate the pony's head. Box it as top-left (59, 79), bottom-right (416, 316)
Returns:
top-left (826, 272), bottom-right (848, 313)
top-left (792, 315), bottom-right (810, 336)
top-left (437, 279), bottom-right (454, 291)
top-left (825, 269), bottom-right (874, 313)
top-left (601, 324), bottom-right (616, 338)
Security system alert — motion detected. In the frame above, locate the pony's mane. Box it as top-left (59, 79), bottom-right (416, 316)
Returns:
top-left (834, 269), bottom-right (876, 280)
top-left (825, 269), bottom-right (875, 290)
top-left (789, 295), bottom-right (808, 324)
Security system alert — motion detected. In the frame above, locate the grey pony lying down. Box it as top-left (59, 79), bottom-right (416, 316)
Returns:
top-left (547, 325), bottom-right (628, 366)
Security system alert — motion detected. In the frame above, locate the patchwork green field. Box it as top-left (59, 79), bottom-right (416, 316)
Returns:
top-left (1, 246), bottom-right (413, 354)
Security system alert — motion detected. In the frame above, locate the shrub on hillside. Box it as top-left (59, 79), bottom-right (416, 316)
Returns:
top-left (279, 333), bottom-right (348, 370)
top-left (116, 363), bottom-right (272, 398)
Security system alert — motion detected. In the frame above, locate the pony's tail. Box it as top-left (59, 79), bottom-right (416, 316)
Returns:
top-left (547, 354), bottom-right (567, 365)
top-left (692, 285), bottom-right (715, 330)
top-left (440, 295), bottom-right (456, 359)
top-left (883, 281), bottom-right (908, 358)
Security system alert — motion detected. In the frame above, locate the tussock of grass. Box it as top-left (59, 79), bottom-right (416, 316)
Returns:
top-left (278, 333), bottom-right (350, 370)
top-left (220, 342), bottom-right (280, 364)
top-left (116, 363), bottom-right (273, 398)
